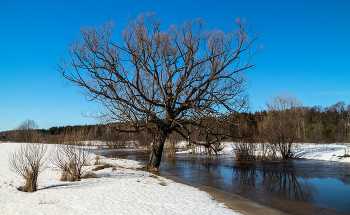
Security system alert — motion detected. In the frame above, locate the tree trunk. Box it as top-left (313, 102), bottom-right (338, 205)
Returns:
top-left (146, 131), bottom-right (168, 171)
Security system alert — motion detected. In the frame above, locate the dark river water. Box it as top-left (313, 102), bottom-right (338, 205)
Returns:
top-left (97, 149), bottom-right (350, 214)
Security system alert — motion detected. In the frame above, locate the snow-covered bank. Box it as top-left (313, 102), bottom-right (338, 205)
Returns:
top-left (176, 142), bottom-right (350, 163)
top-left (0, 143), bottom-right (238, 215)
top-left (293, 143), bottom-right (350, 162)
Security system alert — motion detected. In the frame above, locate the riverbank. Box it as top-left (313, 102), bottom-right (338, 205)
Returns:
top-left (177, 142), bottom-right (350, 163)
top-left (2, 142), bottom-right (349, 214)
top-left (0, 143), bottom-right (240, 215)
top-left (77, 140), bottom-right (350, 163)
top-left (102, 148), bottom-right (350, 214)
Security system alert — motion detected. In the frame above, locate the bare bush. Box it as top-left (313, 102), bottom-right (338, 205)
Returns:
top-left (51, 144), bottom-right (92, 182)
top-left (233, 142), bottom-right (256, 161)
top-left (166, 138), bottom-right (178, 157)
top-left (233, 142), bottom-right (278, 161)
top-left (8, 143), bottom-right (48, 192)
top-left (255, 143), bottom-right (278, 161)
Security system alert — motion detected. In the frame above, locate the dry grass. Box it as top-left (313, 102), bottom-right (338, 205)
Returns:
top-left (82, 171), bottom-right (97, 179)
top-left (159, 178), bottom-right (167, 186)
top-left (83, 160), bottom-right (91, 166)
top-left (149, 174), bottom-right (166, 186)
top-left (149, 175), bottom-right (159, 179)
top-left (94, 154), bottom-right (101, 165)
top-left (92, 164), bottom-right (112, 171)
top-left (60, 162), bottom-right (81, 181)
top-left (338, 149), bottom-right (350, 158)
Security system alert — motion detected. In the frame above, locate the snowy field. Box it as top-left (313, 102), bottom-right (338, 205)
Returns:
top-left (2, 142), bottom-right (349, 215)
top-left (0, 143), bottom-right (239, 215)
top-left (177, 142), bottom-right (350, 163)
top-left (293, 143), bottom-right (350, 162)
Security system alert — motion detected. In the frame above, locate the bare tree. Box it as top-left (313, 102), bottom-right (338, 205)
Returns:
top-left (55, 12), bottom-right (261, 170)
top-left (135, 129), bottom-right (154, 149)
top-left (189, 117), bottom-right (228, 155)
top-left (8, 143), bottom-right (48, 192)
top-left (15, 119), bottom-right (40, 143)
top-left (263, 92), bottom-right (303, 158)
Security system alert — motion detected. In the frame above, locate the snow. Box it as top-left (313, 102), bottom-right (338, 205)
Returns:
top-left (1, 141), bottom-right (349, 215)
top-left (176, 141), bottom-right (350, 163)
top-left (0, 143), bottom-right (239, 215)
top-left (293, 143), bottom-right (350, 162)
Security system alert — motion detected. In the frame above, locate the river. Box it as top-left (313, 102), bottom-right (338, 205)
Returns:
top-left (97, 149), bottom-right (350, 214)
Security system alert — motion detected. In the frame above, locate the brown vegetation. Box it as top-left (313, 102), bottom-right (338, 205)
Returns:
top-left (233, 142), bottom-right (256, 161)
top-left (263, 93), bottom-right (303, 158)
top-left (92, 164), bottom-right (113, 171)
top-left (51, 144), bottom-right (91, 182)
top-left (159, 178), bottom-right (167, 186)
top-left (8, 143), bottom-right (48, 192)
top-left (82, 171), bottom-right (97, 179)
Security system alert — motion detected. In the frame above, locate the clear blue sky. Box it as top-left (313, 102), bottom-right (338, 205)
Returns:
top-left (1, 0), bottom-right (349, 131)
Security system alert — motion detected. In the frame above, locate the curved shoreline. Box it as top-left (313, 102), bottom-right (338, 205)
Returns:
top-left (101, 148), bottom-right (349, 214)
top-left (156, 170), bottom-right (347, 215)
top-left (157, 171), bottom-right (287, 215)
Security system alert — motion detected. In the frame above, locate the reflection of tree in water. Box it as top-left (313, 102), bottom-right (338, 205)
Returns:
top-left (166, 156), bottom-right (177, 168)
top-left (231, 164), bottom-right (317, 202)
top-left (339, 175), bottom-right (350, 185)
top-left (339, 164), bottom-right (350, 185)
top-left (173, 156), bottom-right (223, 173)
top-left (262, 172), bottom-right (316, 201)
top-left (167, 156), bottom-right (224, 187)
top-left (199, 157), bottom-right (223, 175)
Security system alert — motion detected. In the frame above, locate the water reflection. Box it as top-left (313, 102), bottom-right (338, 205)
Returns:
top-left (163, 156), bottom-right (317, 202)
top-left (100, 150), bottom-right (350, 214)
top-left (231, 167), bottom-right (317, 202)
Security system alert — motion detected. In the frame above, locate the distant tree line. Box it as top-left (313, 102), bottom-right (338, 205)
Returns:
top-left (1, 100), bottom-right (350, 148)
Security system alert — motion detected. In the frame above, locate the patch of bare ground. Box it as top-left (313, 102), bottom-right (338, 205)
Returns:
top-left (92, 164), bottom-right (113, 171)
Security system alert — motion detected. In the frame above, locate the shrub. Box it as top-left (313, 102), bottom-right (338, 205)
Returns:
top-left (8, 143), bottom-right (48, 192)
top-left (51, 144), bottom-right (92, 182)
top-left (233, 142), bottom-right (256, 161)
top-left (256, 143), bottom-right (278, 161)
